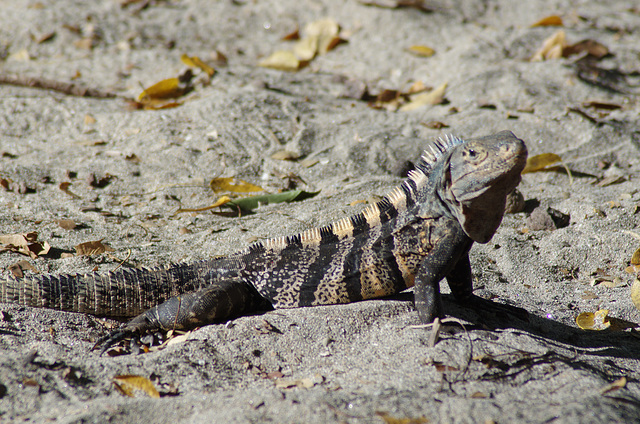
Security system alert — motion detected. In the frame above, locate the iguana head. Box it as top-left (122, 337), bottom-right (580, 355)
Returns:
top-left (443, 131), bottom-right (527, 243)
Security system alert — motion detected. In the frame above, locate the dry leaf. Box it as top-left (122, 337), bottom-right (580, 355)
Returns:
top-left (576, 310), bottom-right (611, 330)
top-left (74, 240), bottom-right (114, 256)
top-left (399, 82), bottom-right (447, 111)
top-left (270, 150), bottom-right (300, 160)
top-left (293, 36), bottom-right (318, 61)
top-left (57, 219), bottom-right (77, 230)
top-left (59, 182), bottom-right (80, 198)
top-left (359, 0), bottom-right (433, 12)
top-left (210, 177), bottom-right (263, 193)
top-left (275, 373), bottom-right (323, 389)
top-left (0, 232), bottom-right (50, 259)
top-left (531, 15), bottom-right (563, 27)
top-left (181, 54), bottom-right (215, 77)
top-left (8, 260), bottom-right (37, 278)
top-left (407, 45), bottom-right (435, 57)
top-left (601, 376), bottom-right (627, 394)
top-left (531, 30), bottom-right (566, 61)
top-left (563, 39), bottom-right (609, 59)
top-left (303, 18), bottom-right (340, 55)
top-left (174, 195), bottom-right (233, 214)
top-left (282, 26), bottom-right (300, 41)
top-left (258, 50), bottom-right (301, 71)
top-left (375, 411), bottom-right (429, 424)
top-left (138, 78), bottom-right (185, 101)
top-left (522, 153), bottom-right (562, 173)
top-left (631, 279), bottom-right (640, 312)
top-left (113, 375), bottom-right (160, 398)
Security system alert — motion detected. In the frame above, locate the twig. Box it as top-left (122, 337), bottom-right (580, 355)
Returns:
top-left (0, 74), bottom-right (121, 98)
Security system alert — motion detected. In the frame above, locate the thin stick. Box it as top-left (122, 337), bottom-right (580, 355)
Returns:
top-left (0, 74), bottom-right (120, 98)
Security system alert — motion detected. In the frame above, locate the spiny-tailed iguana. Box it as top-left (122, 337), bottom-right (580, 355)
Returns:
top-left (1, 130), bottom-right (528, 350)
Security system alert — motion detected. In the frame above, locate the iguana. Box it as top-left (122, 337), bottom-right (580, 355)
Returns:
top-left (1, 130), bottom-right (527, 350)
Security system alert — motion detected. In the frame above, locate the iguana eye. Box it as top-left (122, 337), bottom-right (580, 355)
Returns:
top-left (467, 148), bottom-right (477, 158)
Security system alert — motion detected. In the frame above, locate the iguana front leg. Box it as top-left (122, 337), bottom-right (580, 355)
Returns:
top-left (413, 225), bottom-right (472, 323)
top-left (95, 280), bottom-right (270, 352)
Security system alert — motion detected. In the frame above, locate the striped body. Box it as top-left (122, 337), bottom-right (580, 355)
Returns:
top-left (1, 131), bottom-right (527, 347)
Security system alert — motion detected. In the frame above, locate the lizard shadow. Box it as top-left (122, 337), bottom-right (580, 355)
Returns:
top-left (436, 293), bottom-right (640, 362)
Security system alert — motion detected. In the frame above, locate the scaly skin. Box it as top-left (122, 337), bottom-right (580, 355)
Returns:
top-left (1, 131), bottom-right (528, 351)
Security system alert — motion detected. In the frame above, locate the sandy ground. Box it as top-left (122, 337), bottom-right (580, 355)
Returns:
top-left (1, 0), bottom-right (640, 422)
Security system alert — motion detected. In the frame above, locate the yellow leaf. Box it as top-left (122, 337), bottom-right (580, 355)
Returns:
top-left (531, 30), bottom-right (566, 61)
top-left (407, 45), bottom-right (435, 57)
top-left (531, 15), bottom-right (563, 27)
top-left (210, 177), bottom-right (263, 193)
top-left (258, 50), bottom-right (301, 71)
top-left (522, 153), bottom-right (562, 173)
top-left (138, 78), bottom-right (185, 101)
top-left (181, 54), bottom-right (215, 77)
top-left (576, 310), bottom-right (610, 330)
top-left (399, 82), bottom-right (447, 111)
top-left (601, 376), bottom-right (627, 394)
top-left (174, 195), bottom-right (233, 214)
top-left (631, 279), bottom-right (640, 312)
top-left (113, 375), bottom-right (160, 398)
top-left (630, 247), bottom-right (640, 265)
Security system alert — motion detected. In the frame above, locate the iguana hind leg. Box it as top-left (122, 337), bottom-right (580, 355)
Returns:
top-left (95, 280), bottom-right (270, 352)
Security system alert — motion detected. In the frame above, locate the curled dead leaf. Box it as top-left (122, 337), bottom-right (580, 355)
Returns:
top-left (113, 375), bottom-right (160, 398)
top-left (74, 240), bottom-right (114, 256)
top-left (601, 376), bottom-right (627, 394)
top-left (576, 310), bottom-right (610, 330)
top-left (522, 153), bottom-right (562, 173)
top-left (531, 30), bottom-right (566, 61)
top-left (531, 15), bottom-right (563, 27)
top-left (174, 195), bottom-right (233, 214)
top-left (399, 82), bottom-right (447, 111)
top-left (0, 232), bottom-right (50, 259)
top-left (210, 177), bottom-right (263, 193)
top-left (631, 279), bottom-right (640, 312)
top-left (258, 50), bottom-right (302, 71)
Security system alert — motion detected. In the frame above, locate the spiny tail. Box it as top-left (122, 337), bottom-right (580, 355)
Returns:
top-left (0, 261), bottom-right (220, 318)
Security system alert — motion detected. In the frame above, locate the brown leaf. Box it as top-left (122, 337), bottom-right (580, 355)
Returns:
top-left (57, 219), bottom-right (77, 230)
top-left (282, 26), bottom-right (300, 41)
top-left (0, 232), bottom-right (50, 259)
top-left (8, 260), bottom-right (37, 278)
top-left (531, 15), bottom-right (563, 27)
top-left (421, 121), bottom-right (449, 129)
top-left (563, 39), bottom-right (609, 59)
top-left (113, 375), bottom-right (160, 398)
top-left (74, 240), bottom-right (114, 256)
top-left (59, 182), bottom-right (80, 198)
